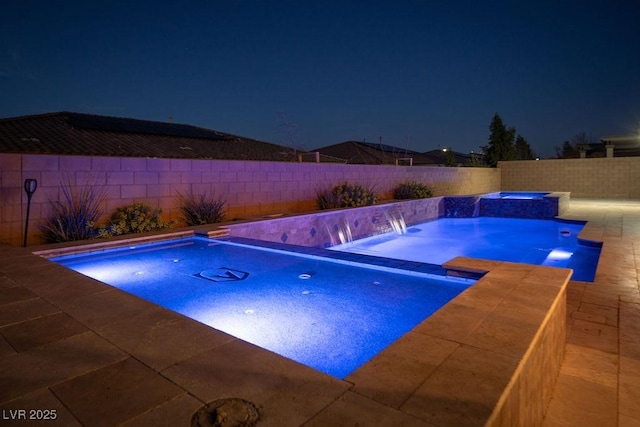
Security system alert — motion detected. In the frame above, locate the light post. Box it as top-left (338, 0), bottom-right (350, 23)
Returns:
top-left (23, 179), bottom-right (38, 247)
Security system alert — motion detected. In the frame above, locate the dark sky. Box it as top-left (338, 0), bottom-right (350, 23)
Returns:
top-left (1, 1), bottom-right (639, 158)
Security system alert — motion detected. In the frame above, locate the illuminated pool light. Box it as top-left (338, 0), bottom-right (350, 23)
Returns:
top-left (544, 249), bottom-right (574, 263)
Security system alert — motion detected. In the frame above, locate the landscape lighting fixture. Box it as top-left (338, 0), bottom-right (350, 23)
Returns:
top-left (23, 179), bottom-right (38, 247)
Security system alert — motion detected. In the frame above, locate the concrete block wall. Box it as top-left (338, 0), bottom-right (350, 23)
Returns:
top-left (0, 154), bottom-right (500, 246)
top-left (500, 157), bottom-right (640, 199)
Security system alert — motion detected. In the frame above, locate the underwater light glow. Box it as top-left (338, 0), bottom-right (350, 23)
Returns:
top-left (331, 217), bottom-right (600, 282)
top-left (77, 260), bottom-right (147, 283)
top-left (51, 237), bottom-right (474, 379)
top-left (544, 249), bottom-right (574, 262)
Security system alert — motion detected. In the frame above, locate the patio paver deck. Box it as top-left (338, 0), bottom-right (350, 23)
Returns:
top-left (0, 198), bottom-right (638, 426)
top-left (543, 199), bottom-right (640, 427)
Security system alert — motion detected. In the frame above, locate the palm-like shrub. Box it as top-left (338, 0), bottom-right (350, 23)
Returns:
top-left (179, 191), bottom-right (226, 225)
top-left (392, 181), bottom-right (433, 199)
top-left (39, 178), bottom-right (107, 243)
top-left (315, 188), bottom-right (343, 210)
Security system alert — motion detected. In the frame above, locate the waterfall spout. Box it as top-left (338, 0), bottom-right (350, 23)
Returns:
top-left (384, 207), bottom-right (407, 235)
top-left (325, 218), bottom-right (353, 246)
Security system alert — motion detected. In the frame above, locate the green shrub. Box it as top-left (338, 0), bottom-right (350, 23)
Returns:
top-left (392, 181), bottom-right (433, 199)
top-left (39, 177), bottom-right (107, 243)
top-left (315, 188), bottom-right (343, 210)
top-left (98, 203), bottom-right (173, 237)
top-left (316, 182), bottom-right (378, 209)
top-left (179, 191), bottom-right (226, 225)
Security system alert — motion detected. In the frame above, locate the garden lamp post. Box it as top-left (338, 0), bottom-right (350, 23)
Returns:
top-left (23, 179), bottom-right (38, 247)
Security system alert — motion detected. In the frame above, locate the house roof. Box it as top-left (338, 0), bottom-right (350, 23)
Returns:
top-left (423, 149), bottom-right (479, 165)
top-left (0, 112), bottom-right (317, 161)
top-left (312, 141), bottom-right (436, 165)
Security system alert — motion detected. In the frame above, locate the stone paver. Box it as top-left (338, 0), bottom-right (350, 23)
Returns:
top-left (162, 339), bottom-right (351, 426)
top-left (0, 332), bottom-right (128, 402)
top-left (51, 358), bottom-right (186, 427)
top-left (543, 199), bottom-right (640, 426)
top-left (0, 198), bottom-right (638, 426)
top-left (400, 345), bottom-right (519, 426)
top-left (306, 391), bottom-right (436, 427)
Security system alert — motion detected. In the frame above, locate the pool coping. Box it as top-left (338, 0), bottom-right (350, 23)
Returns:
top-left (18, 221), bottom-right (574, 425)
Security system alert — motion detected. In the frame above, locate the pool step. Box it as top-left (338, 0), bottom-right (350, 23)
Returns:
top-left (195, 228), bottom-right (230, 238)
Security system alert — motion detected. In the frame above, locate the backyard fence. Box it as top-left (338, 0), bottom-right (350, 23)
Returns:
top-left (0, 154), bottom-right (499, 246)
top-left (3, 153), bottom-right (639, 247)
top-left (499, 157), bottom-right (640, 199)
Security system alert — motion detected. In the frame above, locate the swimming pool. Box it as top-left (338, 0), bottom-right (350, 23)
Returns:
top-left (51, 237), bottom-right (473, 379)
top-left (330, 217), bottom-right (600, 282)
top-left (485, 192), bottom-right (550, 199)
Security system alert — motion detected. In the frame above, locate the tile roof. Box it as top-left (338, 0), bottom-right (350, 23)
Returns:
top-left (313, 141), bottom-right (436, 165)
top-left (0, 112), bottom-right (310, 161)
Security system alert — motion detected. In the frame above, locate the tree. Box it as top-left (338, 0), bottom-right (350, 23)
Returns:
top-left (514, 134), bottom-right (535, 160)
top-left (555, 132), bottom-right (594, 158)
top-left (555, 140), bottom-right (577, 158)
top-left (571, 132), bottom-right (594, 153)
top-left (467, 152), bottom-right (487, 167)
top-left (482, 113), bottom-right (515, 167)
top-left (443, 148), bottom-right (457, 167)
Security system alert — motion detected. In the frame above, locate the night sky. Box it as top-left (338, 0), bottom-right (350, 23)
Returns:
top-left (2, 1), bottom-right (639, 158)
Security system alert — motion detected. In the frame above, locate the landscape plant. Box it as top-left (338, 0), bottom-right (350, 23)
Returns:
top-left (392, 181), bottom-right (433, 199)
top-left (39, 176), bottom-right (108, 243)
top-left (315, 188), bottom-right (343, 210)
top-left (98, 202), bottom-right (173, 237)
top-left (316, 182), bottom-right (377, 209)
top-left (178, 190), bottom-right (226, 225)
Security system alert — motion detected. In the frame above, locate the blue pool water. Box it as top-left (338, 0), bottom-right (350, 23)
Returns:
top-left (484, 192), bottom-right (550, 199)
top-left (51, 237), bottom-right (473, 379)
top-left (330, 217), bottom-right (600, 282)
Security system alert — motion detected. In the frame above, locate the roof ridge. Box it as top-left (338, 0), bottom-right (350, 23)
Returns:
top-left (0, 111), bottom-right (73, 123)
top-left (0, 111), bottom-right (317, 161)
top-left (60, 112), bottom-right (234, 140)
top-left (0, 112), bottom-right (230, 138)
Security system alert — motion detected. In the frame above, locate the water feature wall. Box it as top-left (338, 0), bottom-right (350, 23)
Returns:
top-left (480, 193), bottom-right (563, 219)
top-left (225, 192), bottom-right (571, 248)
top-left (442, 195), bottom-right (482, 218)
top-left (443, 192), bottom-right (570, 219)
top-left (225, 197), bottom-right (444, 247)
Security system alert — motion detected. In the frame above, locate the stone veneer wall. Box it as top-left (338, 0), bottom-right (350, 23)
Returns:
top-left (479, 192), bottom-right (569, 219)
top-left (225, 192), bottom-right (571, 247)
top-left (499, 157), bottom-right (640, 199)
top-left (226, 197), bottom-right (444, 247)
top-left (489, 280), bottom-right (567, 425)
top-left (0, 153), bottom-right (500, 246)
top-left (439, 258), bottom-right (569, 426)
